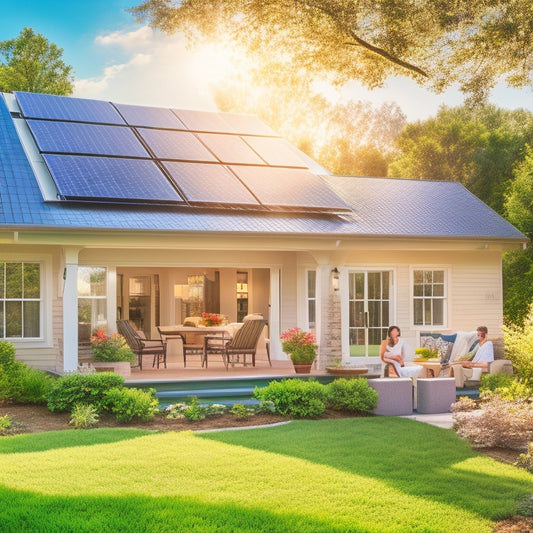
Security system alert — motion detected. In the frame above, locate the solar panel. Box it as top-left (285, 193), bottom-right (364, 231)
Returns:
top-left (137, 128), bottom-right (217, 161)
top-left (172, 109), bottom-right (233, 133)
top-left (114, 103), bottom-right (186, 129)
top-left (196, 133), bottom-right (265, 165)
top-left (43, 154), bottom-right (184, 203)
top-left (27, 120), bottom-right (149, 158)
top-left (163, 161), bottom-right (260, 205)
top-left (221, 113), bottom-right (278, 136)
top-left (15, 92), bottom-right (125, 124)
top-left (229, 166), bottom-right (351, 211)
top-left (243, 137), bottom-right (308, 168)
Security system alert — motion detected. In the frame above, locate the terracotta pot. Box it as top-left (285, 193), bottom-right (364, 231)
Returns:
top-left (293, 364), bottom-right (313, 374)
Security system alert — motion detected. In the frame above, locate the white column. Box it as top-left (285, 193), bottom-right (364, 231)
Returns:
top-left (62, 247), bottom-right (80, 373)
top-left (269, 267), bottom-right (282, 359)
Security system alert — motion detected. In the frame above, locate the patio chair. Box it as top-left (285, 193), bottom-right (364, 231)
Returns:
top-left (116, 320), bottom-right (166, 370)
top-left (157, 327), bottom-right (204, 368)
top-left (204, 319), bottom-right (268, 370)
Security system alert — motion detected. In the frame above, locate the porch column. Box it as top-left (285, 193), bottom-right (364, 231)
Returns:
top-left (315, 264), bottom-right (342, 370)
top-left (62, 247), bottom-right (80, 373)
top-left (269, 267), bottom-right (281, 359)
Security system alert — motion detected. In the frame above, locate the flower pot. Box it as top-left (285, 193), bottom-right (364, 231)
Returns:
top-left (293, 363), bottom-right (313, 374)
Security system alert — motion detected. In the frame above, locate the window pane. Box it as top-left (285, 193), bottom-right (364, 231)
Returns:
top-left (382, 301), bottom-right (389, 325)
top-left (433, 300), bottom-right (444, 325)
top-left (424, 299), bottom-right (432, 324)
top-left (413, 270), bottom-right (423, 284)
top-left (433, 284), bottom-right (444, 297)
top-left (24, 263), bottom-right (40, 298)
top-left (6, 301), bottom-right (22, 337)
top-left (369, 301), bottom-right (380, 327)
top-left (368, 272), bottom-right (381, 299)
top-left (433, 271), bottom-right (444, 283)
top-left (307, 271), bottom-right (316, 299)
top-left (423, 271), bottom-right (433, 284)
top-left (6, 263), bottom-right (22, 299)
top-left (78, 267), bottom-right (106, 297)
top-left (414, 300), bottom-right (423, 325)
top-left (382, 272), bottom-right (389, 299)
top-left (308, 300), bottom-right (316, 328)
top-left (78, 298), bottom-right (107, 337)
top-left (0, 262), bottom-right (4, 297)
top-left (355, 273), bottom-right (364, 299)
top-left (413, 284), bottom-right (423, 297)
top-left (0, 304), bottom-right (3, 337)
top-left (23, 301), bottom-right (40, 337)
top-left (424, 284), bottom-right (432, 297)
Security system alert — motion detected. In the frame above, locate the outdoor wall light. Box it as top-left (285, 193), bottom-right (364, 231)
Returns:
top-left (331, 267), bottom-right (340, 291)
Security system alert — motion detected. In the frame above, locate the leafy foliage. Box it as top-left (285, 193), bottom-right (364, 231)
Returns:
top-left (69, 403), bottom-right (100, 429)
top-left (132, 0), bottom-right (533, 102)
top-left (90, 331), bottom-right (135, 363)
top-left (514, 442), bottom-right (533, 474)
top-left (325, 378), bottom-right (378, 413)
top-left (254, 379), bottom-right (327, 418)
top-left (281, 328), bottom-right (317, 364)
top-left (0, 415), bottom-right (11, 435)
top-left (46, 372), bottom-right (125, 413)
top-left (0, 341), bottom-right (16, 367)
top-left (503, 305), bottom-right (533, 381)
top-left (103, 387), bottom-right (158, 422)
top-left (0, 27), bottom-right (73, 94)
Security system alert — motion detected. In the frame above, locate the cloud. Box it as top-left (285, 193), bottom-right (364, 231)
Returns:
top-left (74, 26), bottom-right (218, 110)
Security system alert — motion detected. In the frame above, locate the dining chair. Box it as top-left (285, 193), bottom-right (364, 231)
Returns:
top-left (204, 319), bottom-right (268, 370)
top-left (116, 320), bottom-right (166, 370)
top-left (157, 327), bottom-right (204, 368)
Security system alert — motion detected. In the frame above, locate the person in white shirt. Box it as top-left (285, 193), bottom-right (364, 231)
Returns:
top-left (380, 325), bottom-right (422, 378)
top-left (448, 326), bottom-right (494, 387)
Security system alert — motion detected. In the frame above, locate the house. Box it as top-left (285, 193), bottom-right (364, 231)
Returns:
top-left (0, 91), bottom-right (527, 373)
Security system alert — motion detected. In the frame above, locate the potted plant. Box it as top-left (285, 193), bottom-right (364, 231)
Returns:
top-left (201, 312), bottom-right (223, 327)
top-left (414, 347), bottom-right (439, 362)
top-left (89, 330), bottom-right (136, 377)
top-left (281, 327), bottom-right (318, 373)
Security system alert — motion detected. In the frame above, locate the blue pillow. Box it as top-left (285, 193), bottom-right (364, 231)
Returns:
top-left (441, 333), bottom-right (457, 343)
top-left (468, 339), bottom-right (480, 352)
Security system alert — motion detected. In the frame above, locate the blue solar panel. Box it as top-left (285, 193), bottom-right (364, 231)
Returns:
top-left (196, 133), bottom-right (265, 165)
top-left (243, 137), bottom-right (308, 167)
top-left (138, 128), bottom-right (217, 161)
top-left (15, 92), bottom-right (125, 124)
top-left (163, 161), bottom-right (260, 205)
top-left (27, 120), bottom-right (149, 158)
top-left (43, 154), bottom-right (184, 203)
top-left (114, 103), bottom-right (186, 129)
top-left (221, 113), bottom-right (278, 136)
top-left (172, 109), bottom-right (232, 133)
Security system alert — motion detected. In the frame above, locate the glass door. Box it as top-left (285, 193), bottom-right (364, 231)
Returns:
top-left (349, 271), bottom-right (391, 358)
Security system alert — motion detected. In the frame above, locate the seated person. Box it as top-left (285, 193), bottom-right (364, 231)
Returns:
top-left (380, 325), bottom-right (422, 378)
top-left (448, 326), bottom-right (494, 387)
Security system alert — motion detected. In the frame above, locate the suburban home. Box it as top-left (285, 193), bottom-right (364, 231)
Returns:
top-left (0, 91), bottom-right (527, 374)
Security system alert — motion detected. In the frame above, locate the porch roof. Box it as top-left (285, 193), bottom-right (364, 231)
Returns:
top-left (0, 94), bottom-right (526, 242)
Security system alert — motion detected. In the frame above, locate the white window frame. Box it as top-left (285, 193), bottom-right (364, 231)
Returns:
top-left (410, 266), bottom-right (450, 330)
top-left (0, 254), bottom-right (52, 348)
top-left (77, 266), bottom-right (108, 336)
top-left (306, 269), bottom-right (316, 331)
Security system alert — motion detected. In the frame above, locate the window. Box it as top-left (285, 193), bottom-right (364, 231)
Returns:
top-left (413, 269), bottom-right (446, 327)
top-left (0, 262), bottom-right (41, 338)
top-left (78, 267), bottom-right (107, 343)
top-left (307, 270), bottom-right (316, 329)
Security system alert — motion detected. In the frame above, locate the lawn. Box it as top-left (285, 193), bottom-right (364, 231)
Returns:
top-left (0, 417), bottom-right (530, 532)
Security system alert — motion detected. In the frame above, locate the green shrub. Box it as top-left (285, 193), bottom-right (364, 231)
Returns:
top-left (230, 403), bottom-right (250, 419)
top-left (503, 305), bottom-right (533, 380)
top-left (90, 331), bottom-right (135, 363)
top-left (47, 372), bottom-right (125, 413)
top-left (480, 372), bottom-right (516, 393)
top-left (325, 378), bottom-right (378, 413)
top-left (0, 341), bottom-right (16, 367)
top-left (253, 379), bottom-right (326, 418)
top-left (181, 397), bottom-right (208, 421)
top-left (69, 404), bottom-right (99, 429)
top-left (103, 387), bottom-right (158, 422)
top-left (0, 414), bottom-right (11, 435)
top-left (0, 361), bottom-right (53, 404)
top-left (514, 442), bottom-right (533, 474)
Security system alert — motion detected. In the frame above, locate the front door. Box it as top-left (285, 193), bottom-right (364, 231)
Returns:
top-left (348, 271), bottom-right (391, 359)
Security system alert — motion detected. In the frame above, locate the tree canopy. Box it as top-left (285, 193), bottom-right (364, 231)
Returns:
top-left (132, 0), bottom-right (533, 103)
top-left (0, 27), bottom-right (74, 95)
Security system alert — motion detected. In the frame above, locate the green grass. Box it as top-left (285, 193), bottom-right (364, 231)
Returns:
top-left (0, 419), bottom-right (531, 532)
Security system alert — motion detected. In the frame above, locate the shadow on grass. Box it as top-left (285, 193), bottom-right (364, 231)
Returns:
top-left (0, 485), bottom-right (350, 533)
top-left (0, 428), bottom-right (155, 454)
top-left (199, 417), bottom-right (533, 521)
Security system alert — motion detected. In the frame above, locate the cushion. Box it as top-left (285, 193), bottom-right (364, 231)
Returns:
top-left (440, 333), bottom-right (457, 343)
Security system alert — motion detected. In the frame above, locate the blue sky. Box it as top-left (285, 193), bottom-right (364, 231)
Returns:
top-left (2, 1), bottom-right (533, 121)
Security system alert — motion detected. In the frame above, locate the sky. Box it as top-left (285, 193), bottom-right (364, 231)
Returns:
top-left (2, 0), bottom-right (533, 122)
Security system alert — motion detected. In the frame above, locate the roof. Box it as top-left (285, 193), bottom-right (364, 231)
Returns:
top-left (0, 92), bottom-right (526, 242)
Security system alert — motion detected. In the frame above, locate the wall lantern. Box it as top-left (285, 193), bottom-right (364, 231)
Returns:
top-left (331, 267), bottom-right (340, 291)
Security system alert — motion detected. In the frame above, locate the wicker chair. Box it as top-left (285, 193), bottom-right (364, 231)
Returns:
top-left (116, 320), bottom-right (166, 370)
top-left (204, 319), bottom-right (268, 370)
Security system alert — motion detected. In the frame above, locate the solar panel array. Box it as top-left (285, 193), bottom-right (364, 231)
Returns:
top-left (14, 91), bottom-right (350, 212)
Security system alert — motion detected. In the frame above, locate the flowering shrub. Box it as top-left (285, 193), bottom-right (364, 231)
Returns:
top-left (280, 327), bottom-right (318, 364)
top-left (201, 312), bottom-right (223, 326)
top-left (90, 330), bottom-right (135, 363)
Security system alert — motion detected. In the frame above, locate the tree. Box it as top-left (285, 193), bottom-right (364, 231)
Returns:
top-left (388, 106), bottom-right (533, 214)
top-left (502, 146), bottom-right (533, 326)
top-left (131, 0), bottom-right (533, 103)
top-left (0, 27), bottom-right (73, 95)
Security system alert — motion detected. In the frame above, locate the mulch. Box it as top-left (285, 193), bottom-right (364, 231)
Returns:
top-left (0, 404), bottom-right (530, 532)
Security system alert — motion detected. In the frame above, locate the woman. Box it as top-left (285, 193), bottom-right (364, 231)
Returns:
top-left (380, 325), bottom-right (422, 378)
top-left (448, 326), bottom-right (494, 387)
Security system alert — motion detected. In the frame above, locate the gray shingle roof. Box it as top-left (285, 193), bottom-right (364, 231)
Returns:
top-left (0, 94), bottom-right (526, 241)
